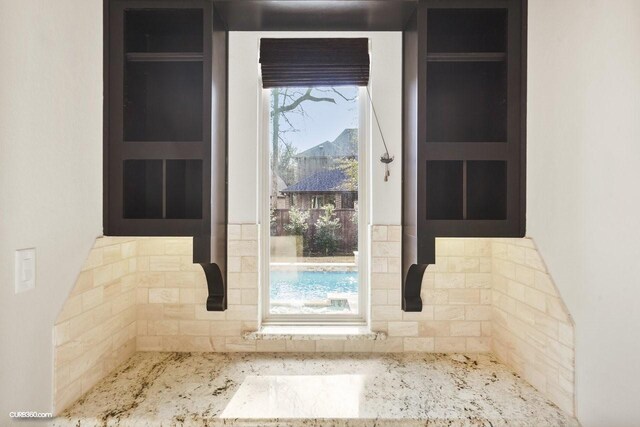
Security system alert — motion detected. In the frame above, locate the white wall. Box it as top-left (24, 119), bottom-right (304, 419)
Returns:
top-left (527, 1), bottom-right (640, 425)
top-left (0, 0), bottom-right (103, 421)
top-left (228, 32), bottom-right (402, 225)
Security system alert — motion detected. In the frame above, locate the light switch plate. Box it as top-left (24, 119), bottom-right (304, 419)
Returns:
top-left (15, 248), bottom-right (36, 294)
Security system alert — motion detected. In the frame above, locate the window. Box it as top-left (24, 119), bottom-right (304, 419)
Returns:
top-left (261, 85), bottom-right (367, 324)
top-left (311, 195), bottom-right (330, 209)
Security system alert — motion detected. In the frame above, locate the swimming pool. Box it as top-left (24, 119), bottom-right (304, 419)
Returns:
top-left (270, 271), bottom-right (358, 303)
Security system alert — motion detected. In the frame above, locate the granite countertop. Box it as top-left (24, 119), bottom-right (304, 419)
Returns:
top-left (55, 352), bottom-right (578, 427)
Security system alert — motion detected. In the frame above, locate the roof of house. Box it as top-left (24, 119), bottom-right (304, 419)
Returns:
top-left (295, 128), bottom-right (358, 158)
top-left (282, 169), bottom-right (354, 193)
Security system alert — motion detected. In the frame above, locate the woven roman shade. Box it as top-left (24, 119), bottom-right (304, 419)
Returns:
top-left (259, 38), bottom-right (370, 88)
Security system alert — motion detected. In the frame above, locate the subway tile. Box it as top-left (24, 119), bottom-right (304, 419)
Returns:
top-left (515, 265), bottom-right (535, 286)
top-left (525, 248), bottom-right (546, 272)
top-left (558, 322), bottom-right (574, 347)
top-left (241, 257), bottom-right (258, 273)
top-left (371, 290), bottom-right (388, 305)
top-left (344, 340), bottom-right (374, 352)
top-left (388, 322), bottom-right (419, 337)
top-left (179, 289), bottom-right (196, 304)
top-left (507, 245), bottom-right (525, 264)
top-left (148, 288), bottom-right (180, 304)
top-left (228, 257), bottom-right (242, 273)
top-left (241, 224), bottom-right (259, 240)
top-left (211, 321), bottom-right (242, 337)
top-left (228, 240), bottom-right (258, 257)
top-left (164, 304), bottom-right (196, 320)
top-left (82, 248), bottom-right (103, 271)
top-left (241, 289), bottom-right (259, 305)
top-left (450, 321), bottom-right (482, 337)
top-left (316, 340), bottom-right (345, 352)
top-left (372, 225), bottom-right (388, 241)
top-left (256, 340), bottom-right (287, 352)
top-left (447, 257), bottom-right (480, 273)
top-left (194, 304), bottom-right (226, 321)
top-left (58, 295), bottom-right (83, 322)
top-left (465, 239), bottom-right (491, 257)
top-left (179, 320), bottom-right (210, 336)
top-left (422, 289), bottom-right (448, 305)
top-left (137, 239), bottom-right (165, 256)
top-left (225, 337), bottom-right (255, 352)
top-left (373, 337), bottom-right (404, 353)
top-left (466, 337), bottom-right (491, 352)
top-left (525, 287), bottom-right (547, 312)
top-left (434, 337), bottom-right (466, 352)
top-left (448, 289), bottom-right (480, 305)
top-left (465, 305), bottom-right (491, 321)
top-left (419, 321), bottom-right (450, 337)
top-left (92, 265), bottom-right (113, 287)
top-left (370, 273), bottom-right (400, 290)
top-left (103, 245), bottom-right (122, 264)
top-left (371, 241), bottom-right (401, 257)
top-left (225, 305), bottom-right (258, 321)
top-left (371, 257), bottom-right (388, 273)
top-left (372, 305), bottom-right (403, 321)
top-left (387, 257), bottom-right (402, 273)
top-left (121, 241), bottom-right (137, 258)
top-left (402, 305), bottom-right (434, 321)
top-left (387, 290), bottom-right (402, 306)
top-left (387, 226), bottom-right (402, 242)
top-left (285, 341), bottom-right (316, 352)
top-left (228, 225), bottom-right (242, 241)
top-left (81, 287), bottom-right (104, 311)
top-left (403, 337), bottom-right (434, 352)
top-left (149, 256), bottom-right (182, 272)
top-left (227, 289), bottom-right (242, 305)
top-left (466, 273), bottom-right (492, 288)
top-left (434, 273), bottom-right (465, 289)
top-left (164, 239), bottom-right (192, 255)
top-left (434, 306), bottom-right (465, 321)
top-left (436, 239), bottom-right (465, 256)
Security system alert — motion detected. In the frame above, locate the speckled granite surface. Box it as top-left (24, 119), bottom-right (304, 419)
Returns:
top-left (55, 352), bottom-right (578, 427)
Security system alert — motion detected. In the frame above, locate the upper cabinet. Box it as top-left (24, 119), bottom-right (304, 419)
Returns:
top-left (106, 1), bottom-right (214, 236)
top-left (402, 0), bottom-right (526, 311)
top-left (105, 0), bottom-right (228, 310)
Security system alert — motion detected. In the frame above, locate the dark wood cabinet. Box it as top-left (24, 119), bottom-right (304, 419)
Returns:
top-left (105, 0), bottom-right (228, 310)
top-left (402, 0), bottom-right (526, 311)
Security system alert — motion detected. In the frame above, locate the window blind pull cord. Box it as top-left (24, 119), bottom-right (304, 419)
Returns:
top-left (366, 86), bottom-right (394, 182)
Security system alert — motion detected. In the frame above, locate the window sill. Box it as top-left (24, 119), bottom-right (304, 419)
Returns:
top-left (243, 325), bottom-right (386, 341)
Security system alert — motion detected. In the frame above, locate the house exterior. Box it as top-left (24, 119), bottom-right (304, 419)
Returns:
top-left (282, 128), bottom-right (358, 209)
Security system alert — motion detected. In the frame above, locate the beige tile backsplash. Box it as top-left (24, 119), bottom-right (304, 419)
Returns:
top-left (54, 226), bottom-right (575, 416)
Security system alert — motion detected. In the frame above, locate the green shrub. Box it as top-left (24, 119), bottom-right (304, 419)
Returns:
top-left (284, 206), bottom-right (310, 236)
top-left (315, 204), bottom-right (342, 255)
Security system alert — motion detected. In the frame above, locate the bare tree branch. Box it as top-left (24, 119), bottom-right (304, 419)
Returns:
top-left (278, 88), bottom-right (336, 113)
top-left (314, 88), bottom-right (358, 102)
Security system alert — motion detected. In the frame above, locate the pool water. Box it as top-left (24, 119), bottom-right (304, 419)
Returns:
top-left (270, 271), bottom-right (358, 303)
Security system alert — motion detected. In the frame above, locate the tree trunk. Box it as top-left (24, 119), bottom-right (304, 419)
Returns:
top-left (271, 88), bottom-right (280, 199)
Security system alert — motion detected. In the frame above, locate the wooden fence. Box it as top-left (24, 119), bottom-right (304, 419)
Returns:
top-left (271, 208), bottom-right (358, 256)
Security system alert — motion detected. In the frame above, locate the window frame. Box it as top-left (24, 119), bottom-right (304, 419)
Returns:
top-left (259, 85), bottom-right (370, 326)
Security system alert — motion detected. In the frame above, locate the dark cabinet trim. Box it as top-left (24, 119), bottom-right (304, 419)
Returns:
top-left (402, 0), bottom-right (527, 311)
top-left (104, 0), bottom-right (228, 311)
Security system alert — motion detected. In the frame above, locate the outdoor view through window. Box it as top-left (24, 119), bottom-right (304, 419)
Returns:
top-left (268, 86), bottom-right (361, 318)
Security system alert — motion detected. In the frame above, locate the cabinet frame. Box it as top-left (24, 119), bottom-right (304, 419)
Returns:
top-left (104, 0), bottom-right (213, 237)
top-left (402, 0), bottom-right (527, 311)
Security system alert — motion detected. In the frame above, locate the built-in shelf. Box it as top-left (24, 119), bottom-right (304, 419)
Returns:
top-left (107, 0), bottom-right (228, 311)
top-left (402, 0), bottom-right (525, 312)
top-left (426, 52), bottom-right (506, 62)
top-left (124, 61), bottom-right (203, 142)
top-left (126, 52), bottom-right (204, 62)
top-left (125, 8), bottom-right (204, 53)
